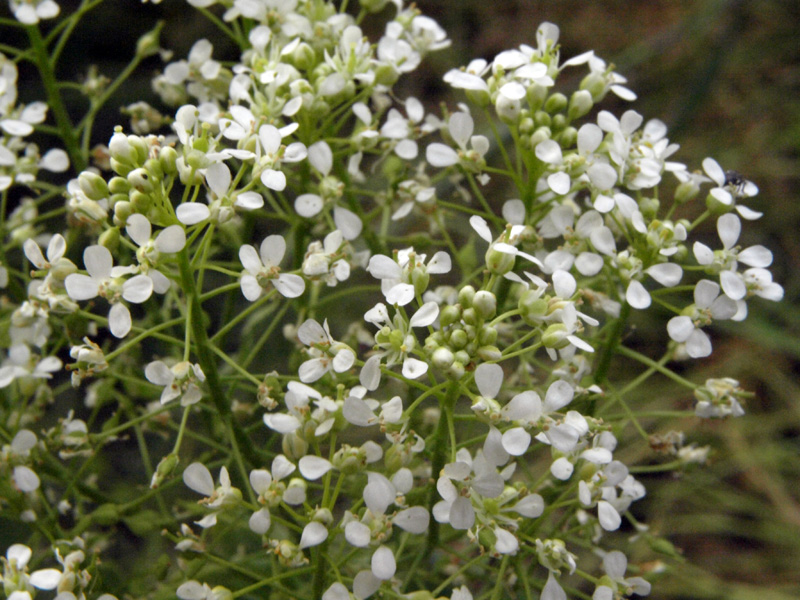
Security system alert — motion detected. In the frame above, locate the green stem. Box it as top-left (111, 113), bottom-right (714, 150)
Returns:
top-left (26, 24), bottom-right (85, 172)
top-left (177, 248), bottom-right (260, 466)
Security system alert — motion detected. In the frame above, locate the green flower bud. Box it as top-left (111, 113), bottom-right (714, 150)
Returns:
top-left (447, 361), bottom-right (465, 380)
top-left (567, 89), bottom-right (594, 121)
top-left (461, 307), bottom-right (477, 326)
top-left (544, 92), bottom-right (567, 114)
top-left (465, 88), bottom-right (491, 108)
top-left (150, 452), bottom-right (179, 488)
top-left (552, 114), bottom-right (566, 132)
top-left (130, 190), bottom-right (152, 214)
top-left (312, 507), bottom-right (333, 526)
top-left (135, 23), bottom-right (162, 59)
top-left (530, 126), bottom-right (552, 149)
top-left (128, 168), bottom-right (155, 193)
top-left (439, 305), bottom-right (461, 328)
top-left (432, 347), bottom-right (455, 370)
top-left (557, 126), bottom-right (578, 148)
top-left (98, 227), bottom-right (120, 253)
top-left (210, 587), bottom-right (233, 600)
top-left (282, 432), bottom-right (308, 460)
top-left (478, 325), bottom-right (497, 346)
top-left (477, 345), bottom-right (502, 361)
top-left (449, 329), bottom-right (468, 350)
top-left (534, 110), bottom-right (552, 128)
top-left (472, 291), bottom-right (497, 319)
top-left (485, 246), bottom-right (515, 275)
top-left (333, 444), bottom-right (363, 474)
top-left (159, 146), bottom-right (178, 175)
top-left (108, 176), bottom-right (131, 195)
top-left (542, 323), bottom-right (569, 349)
top-left (113, 200), bottom-right (133, 226)
top-left (519, 116), bottom-right (535, 134)
top-left (495, 94), bottom-right (521, 124)
top-left (640, 197), bottom-right (660, 219)
top-left (453, 350), bottom-right (470, 366)
top-left (458, 285), bottom-right (476, 308)
top-left (526, 84), bottom-right (548, 112)
top-left (580, 72), bottom-right (607, 102)
top-left (291, 42), bottom-right (316, 71)
top-left (705, 191), bottom-right (733, 215)
top-left (78, 172), bottom-right (109, 201)
top-left (411, 266), bottom-right (430, 296)
top-left (144, 157), bottom-right (164, 180)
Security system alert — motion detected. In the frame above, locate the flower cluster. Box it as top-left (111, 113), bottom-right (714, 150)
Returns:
top-left (0, 3), bottom-right (783, 600)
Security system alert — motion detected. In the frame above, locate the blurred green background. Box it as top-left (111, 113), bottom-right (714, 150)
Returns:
top-left (9, 0), bottom-right (800, 598)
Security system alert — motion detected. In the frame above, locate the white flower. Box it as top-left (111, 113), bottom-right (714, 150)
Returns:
top-left (248, 455), bottom-right (304, 535)
top-left (65, 245), bottom-right (153, 338)
top-left (183, 463), bottom-right (241, 525)
top-left (366, 248), bottom-right (451, 306)
top-left (359, 301), bottom-right (437, 389)
top-left (125, 213), bottom-right (185, 293)
top-left (254, 123), bottom-right (307, 191)
top-left (239, 235), bottom-right (305, 300)
top-left (8, 0), bottom-right (59, 26)
top-left (296, 319), bottom-right (355, 383)
top-left (667, 280), bottom-right (737, 358)
top-left (693, 213), bottom-right (773, 300)
top-left (145, 360), bottom-right (205, 406)
top-left (426, 112), bottom-right (489, 179)
top-left (592, 551), bottom-right (651, 599)
top-left (702, 157), bottom-right (761, 220)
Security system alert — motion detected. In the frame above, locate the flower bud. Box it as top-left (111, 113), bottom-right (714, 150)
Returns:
top-left (495, 94), bottom-right (521, 124)
top-left (439, 305), bottom-right (461, 328)
top-left (557, 126), bottom-right (578, 149)
top-left (705, 191), bottom-right (733, 215)
top-left (282, 432), bottom-right (308, 460)
top-left (136, 23), bottom-right (162, 59)
top-left (477, 345), bottom-right (502, 361)
top-left (78, 172), bottom-right (109, 201)
top-left (447, 361), bottom-right (465, 380)
top-left (411, 266), bottom-right (430, 296)
top-left (453, 350), bottom-right (470, 365)
top-left (542, 323), bottom-right (569, 349)
top-left (534, 110), bottom-right (552, 128)
top-left (128, 168), bottom-right (155, 194)
top-left (159, 146), bottom-right (178, 175)
top-left (449, 328), bottom-right (468, 350)
top-left (461, 307), bottom-right (477, 326)
top-left (291, 42), bottom-right (316, 71)
top-left (544, 92), bottom-right (567, 114)
top-left (113, 200), bottom-right (133, 226)
top-left (130, 190), bottom-right (153, 214)
top-left (568, 90), bottom-right (594, 121)
top-left (109, 131), bottom-right (137, 166)
top-left (150, 452), bottom-right (179, 488)
top-left (108, 176), bottom-right (131, 195)
top-left (98, 227), bottom-right (120, 253)
top-left (552, 114), bottom-right (566, 132)
top-left (478, 324), bottom-right (498, 345)
top-left (580, 72), bottom-right (607, 102)
top-left (530, 126), bottom-right (552, 149)
top-left (432, 347), bottom-right (455, 370)
top-left (526, 84), bottom-right (548, 112)
top-left (311, 507), bottom-right (334, 526)
top-left (458, 285), bottom-right (476, 308)
top-left (485, 246), bottom-right (515, 275)
top-left (472, 291), bottom-right (497, 319)
top-left (210, 587), bottom-right (233, 600)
